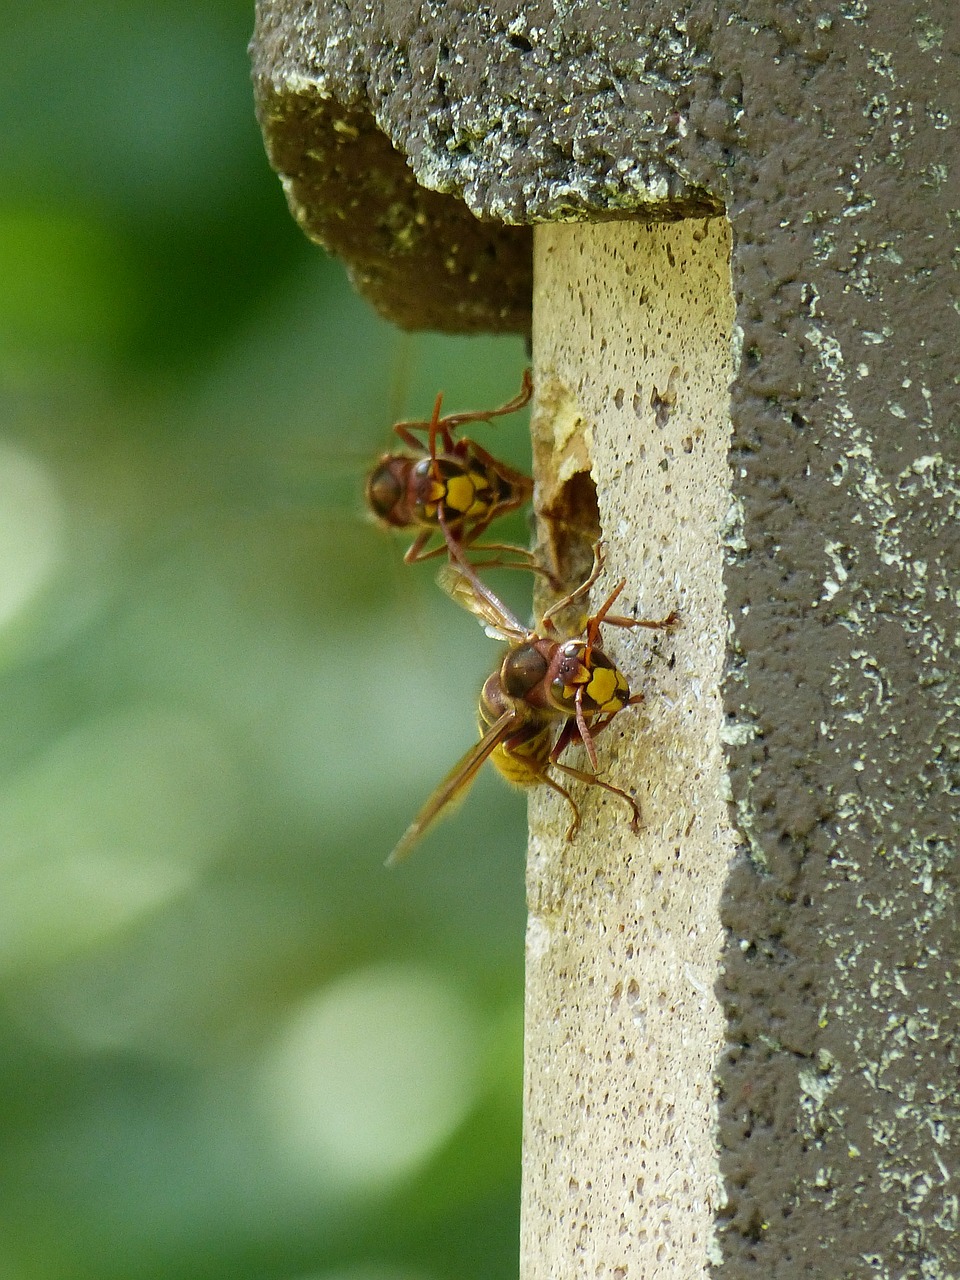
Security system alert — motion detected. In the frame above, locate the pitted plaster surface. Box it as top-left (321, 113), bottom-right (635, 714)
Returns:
top-left (523, 219), bottom-right (735, 1279)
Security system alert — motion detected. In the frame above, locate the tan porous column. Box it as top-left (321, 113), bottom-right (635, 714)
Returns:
top-left (522, 218), bottom-right (735, 1278)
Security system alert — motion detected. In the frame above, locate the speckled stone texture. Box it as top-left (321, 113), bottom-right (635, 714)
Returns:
top-left (252, 1), bottom-right (960, 1275)
top-left (250, 0), bottom-right (723, 329)
top-left (524, 217), bottom-right (734, 1280)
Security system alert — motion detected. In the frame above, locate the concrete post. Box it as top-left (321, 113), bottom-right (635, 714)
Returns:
top-left (522, 219), bottom-right (734, 1278)
top-left (252, 2), bottom-right (960, 1273)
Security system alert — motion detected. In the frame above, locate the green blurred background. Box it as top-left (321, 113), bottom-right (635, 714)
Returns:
top-left (0, 3), bottom-right (532, 1277)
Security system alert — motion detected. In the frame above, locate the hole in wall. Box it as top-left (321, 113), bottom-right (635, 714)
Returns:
top-left (529, 374), bottom-right (600, 594)
top-left (538, 467), bottom-right (600, 593)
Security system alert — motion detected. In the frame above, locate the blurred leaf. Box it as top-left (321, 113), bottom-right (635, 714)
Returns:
top-left (0, 2), bottom-right (529, 1278)
top-left (0, 212), bottom-right (138, 381)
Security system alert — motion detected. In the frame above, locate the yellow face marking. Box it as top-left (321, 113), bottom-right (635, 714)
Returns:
top-left (586, 665), bottom-right (622, 710)
top-left (444, 473), bottom-right (476, 515)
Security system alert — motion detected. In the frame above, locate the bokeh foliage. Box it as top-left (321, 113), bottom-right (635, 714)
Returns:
top-left (0, 3), bottom-right (530, 1277)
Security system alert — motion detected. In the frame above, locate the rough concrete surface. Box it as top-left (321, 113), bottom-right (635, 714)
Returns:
top-left (251, 0), bottom-right (722, 329)
top-left (523, 218), bottom-right (734, 1280)
top-left (711, 9), bottom-right (960, 1276)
